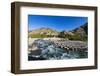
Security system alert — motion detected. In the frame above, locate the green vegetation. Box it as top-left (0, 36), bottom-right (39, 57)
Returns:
top-left (29, 34), bottom-right (54, 38)
top-left (29, 23), bottom-right (88, 41)
top-left (58, 31), bottom-right (87, 41)
top-left (29, 32), bottom-right (87, 41)
top-left (68, 33), bottom-right (87, 41)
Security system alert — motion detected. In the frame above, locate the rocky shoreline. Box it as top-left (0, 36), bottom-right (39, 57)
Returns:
top-left (28, 38), bottom-right (88, 60)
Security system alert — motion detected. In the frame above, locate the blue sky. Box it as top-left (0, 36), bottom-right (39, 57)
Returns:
top-left (28, 15), bottom-right (88, 31)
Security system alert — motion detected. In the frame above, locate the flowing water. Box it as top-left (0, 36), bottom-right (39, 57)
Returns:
top-left (28, 39), bottom-right (88, 61)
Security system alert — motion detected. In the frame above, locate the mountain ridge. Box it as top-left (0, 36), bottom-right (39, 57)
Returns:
top-left (29, 23), bottom-right (87, 35)
top-left (29, 23), bottom-right (88, 41)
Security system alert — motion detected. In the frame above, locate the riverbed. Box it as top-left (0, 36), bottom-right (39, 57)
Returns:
top-left (28, 38), bottom-right (88, 61)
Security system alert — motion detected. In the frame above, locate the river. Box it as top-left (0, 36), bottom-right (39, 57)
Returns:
top-left (28, 39), bottom-right (88, 61)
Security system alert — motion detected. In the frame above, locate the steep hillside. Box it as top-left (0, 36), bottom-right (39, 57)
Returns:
top-left (72, 23), bottom-right (88, 35)
top-left (29, 23), bottom-right (88, 41)
top-left (29, 28), bottom-right (59, 38)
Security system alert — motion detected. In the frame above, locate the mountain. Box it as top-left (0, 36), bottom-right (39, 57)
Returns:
top-left (72, 23), bottom-right (88, 35)
top-left (70, 23), bottom-right (88, 41)
top-left (57, 23), bottom-right (88, 41)
top-left (29, 27), bottom-right (59, 37)
top-left (60, 23), bottom-right (87, 35)
top-left (29, 23), bottom-right (88, 41)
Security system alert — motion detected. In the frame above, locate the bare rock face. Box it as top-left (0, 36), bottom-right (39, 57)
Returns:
top-left (72, 23), bottom-right (88, 35)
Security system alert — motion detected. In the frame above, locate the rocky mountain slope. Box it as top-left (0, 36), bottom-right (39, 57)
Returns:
top-left (29, 27), bottom-right (59, 36)
top-left (72, 23), bottom-right (88, 35)
top-left (29, 23), bottom-right (88, 41)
